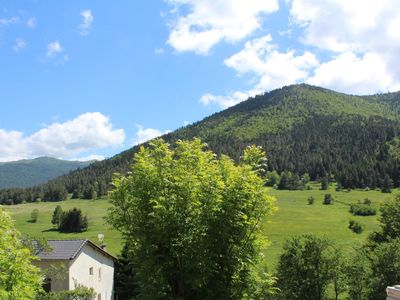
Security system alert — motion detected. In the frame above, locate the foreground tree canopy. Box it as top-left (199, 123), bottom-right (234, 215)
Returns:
top-left (108, 139), bottom-right (276, 299)
top-left (0, 209), bottom-right (42, 299)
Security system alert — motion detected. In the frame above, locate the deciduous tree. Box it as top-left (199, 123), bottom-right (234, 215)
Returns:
top-left (107, 139), bottom-right (276, 299)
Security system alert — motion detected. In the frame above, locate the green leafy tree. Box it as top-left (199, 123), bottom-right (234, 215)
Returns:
top-left (51, 205), bottom-right (63, 226)
top-left (345, 250), bottom-right (371, 300)
top-left (276, 235), bottom-right (337, 300)
top-left (321, 177), bottom-right (329, 190)
top-left (323, 193), bottom-right (333, 205)
top-left (0, 209), bottom-right (43, 299)
top-left (30, 209), bottom-right (39, 223)
top-left (114, 243), bottom-right (138, 300)
top-left (107, 139), bottom-right (276, 300)
top-left (58, 208), bottom-right (88, 232)
top-left (368, 238), bottom-right (400, 299)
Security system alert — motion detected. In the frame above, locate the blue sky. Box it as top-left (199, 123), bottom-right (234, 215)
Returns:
top-left (1, 0), bottom-right (400, 161)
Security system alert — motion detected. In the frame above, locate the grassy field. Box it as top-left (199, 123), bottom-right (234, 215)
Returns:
top-left (1, 183), bottom-right (397, 268)
top-left (1, 198), bottom-right (122, 256)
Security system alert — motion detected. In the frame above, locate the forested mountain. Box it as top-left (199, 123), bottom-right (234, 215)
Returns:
top-left (0, 157), bottom-right (94, 189)
top-left (2, 84), bottom-right (400, 204)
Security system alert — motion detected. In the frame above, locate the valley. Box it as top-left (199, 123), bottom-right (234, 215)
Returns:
top-left (2, 183), bottom-right (393, 269)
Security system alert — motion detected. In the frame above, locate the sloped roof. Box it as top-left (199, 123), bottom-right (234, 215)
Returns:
top-left (36, 239), bottom-right (116, 261)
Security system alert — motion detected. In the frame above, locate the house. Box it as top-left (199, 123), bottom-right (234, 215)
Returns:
top-left (387, 285), bottom-right (400, 300)
top-left (35, 239), bottom-right (116, 300)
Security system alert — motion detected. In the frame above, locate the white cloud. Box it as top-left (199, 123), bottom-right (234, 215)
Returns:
top-left (13, 38), bottom-right (27, 52)
top-left (0, 17), bottom-right (19, 27)
top-left (46, 41), bottom-right (63, 57)
top-left (308, 52), bottom-right (400, 94)
top-left (166, 0), bottom-right (279, 54)
top-left (73, 154), bottom-right (105, 162)
top-left (26, 17), bottom-right (35, 28)
top-left (201, 35), bottom-right (319, 108)
top-left (45, 41), bottom-right (68, 63)
top-left (288, 0), bottom-right (400, 92)
top-left (0, 112), bottom-right (125, 162)
top-left (78, 10), bottom-right (93, 36)
top-left (133, 125), bottom-right (171, 145)
top-left (200, 90), bottom-right (257, 109)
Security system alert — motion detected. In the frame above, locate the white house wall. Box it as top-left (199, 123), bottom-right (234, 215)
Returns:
top-left (69, 244), bottom-right (114, 300)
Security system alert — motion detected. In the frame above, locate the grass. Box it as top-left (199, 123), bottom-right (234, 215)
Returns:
top-left (1, 198), bottom-right (122, 256)
top-left (264, 183), bottom-right (395, 269)
top-left (1, 183), bottom-right (397, 268)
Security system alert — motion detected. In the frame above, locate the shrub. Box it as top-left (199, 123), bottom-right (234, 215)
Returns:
top-left (349, 204), bottom-right (376, 216)
top-left (349, 220), bottom-right (364, 234)
top-left (363, 198), bottom-right (372, 205)
top-left (58, 208), bottom-right (88, 232)
top-left (323, 194), bottom-right (333, 205)
top-left (51, 205), bottom-right (63, 226)
top-left (37, 285), bottom-right (96, 300)
top-left (30, 209), bottom-right (39, 223)
top-left (307, 196), bottom-right (315, 205)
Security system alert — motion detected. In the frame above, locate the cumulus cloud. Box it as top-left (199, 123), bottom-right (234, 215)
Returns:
top-left (133, 125), bottom-right (171, 145)
top-left (166, 0), bottom-right (279, 54)
top-left (13, 38), bottom-right (27, 52)
top-left (45, 41), bottom-right (68, 63)
top-left (201, 35), bottom-right (319, 108)
top-left (46, 41), bottom-right (63, 57)
top-left (289, 0), bottom-right (400, 93)
top-left (78, 10), bottom-right (93, 36)
top-left (0, 112), bottom-right (125, 162)
top-left (308, 52), bottom-right (400, 94)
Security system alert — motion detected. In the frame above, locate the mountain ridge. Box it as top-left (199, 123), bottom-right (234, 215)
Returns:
top-left (1, 84), bottom-right (400, 203)
top-left (0, 157), bottom-right (95, 189)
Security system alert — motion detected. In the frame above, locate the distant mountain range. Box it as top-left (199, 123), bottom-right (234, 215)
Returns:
top-left (0, 157), bottom-right (94, 189)
top-left (2, 84), bottom-right (400, 203)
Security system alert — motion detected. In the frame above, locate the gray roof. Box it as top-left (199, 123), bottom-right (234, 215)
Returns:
top-left (36, 239), bottom-right (116, 261)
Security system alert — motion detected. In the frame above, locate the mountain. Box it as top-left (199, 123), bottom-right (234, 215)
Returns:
top-left (0, 157), bottom-right (94, 189)
top-left (2, 84), bottom-right (400, 204)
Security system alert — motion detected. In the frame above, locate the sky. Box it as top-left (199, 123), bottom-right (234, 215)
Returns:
top-left (1, 0), bottom-right (400, 162)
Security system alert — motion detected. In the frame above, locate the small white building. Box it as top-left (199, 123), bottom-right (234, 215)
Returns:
top-left (35, 239), bottom-right (116, 300)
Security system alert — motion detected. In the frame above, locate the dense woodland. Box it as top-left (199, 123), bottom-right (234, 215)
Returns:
top-left (2, 84), bottom-right (400, 204)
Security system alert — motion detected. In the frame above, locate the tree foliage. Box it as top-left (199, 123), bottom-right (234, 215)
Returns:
top-left (107, 139), bottom-right (276, 299)
top-left (58, 208), bottom-right (88, 232)
top-left (276, 235), bottom-right (339, 300)
top-left (0, 209), bottom-right (43, 299)
top-left (51, 205), bottom-right (63, 226)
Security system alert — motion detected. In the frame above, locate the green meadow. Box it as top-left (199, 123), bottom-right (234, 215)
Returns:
top-left (1, 183), bottom-right (397, 268)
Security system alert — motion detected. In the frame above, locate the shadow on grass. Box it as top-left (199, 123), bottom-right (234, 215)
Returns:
top-left (26, 220), bottom-right (37, 223)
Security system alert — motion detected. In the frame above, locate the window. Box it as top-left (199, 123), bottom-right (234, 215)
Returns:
top-left (97, 293), bottom-right (101, 300)
top-left (98, 267), bottom-right (101, 281)
top-left (89, 267), bottom-right (93, 275)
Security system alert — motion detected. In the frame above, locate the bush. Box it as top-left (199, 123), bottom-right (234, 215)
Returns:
top-left (51, 205), bottom-right (63, 226)
top-left (349, 220), bottom-right (364, 234)
top-left (363, 198), bottom-right (372, 205)
top-left (30, 209), bottom-right (39, 223)
top-left (58, 208), bottom-right (88, 232)
top-left (349, 204), bottom-right (376, 216)
top-left (37, 285), bottom-right (96, 300)
top-left (307, 196), bottom-right (315, 205)
top-left (323, 194), bottom-right (333, 205)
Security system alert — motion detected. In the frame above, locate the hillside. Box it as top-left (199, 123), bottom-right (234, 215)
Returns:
top-left (0, 157), bottom-right (94, 189)
top-left (2, 84), bottom-right (400, 203)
